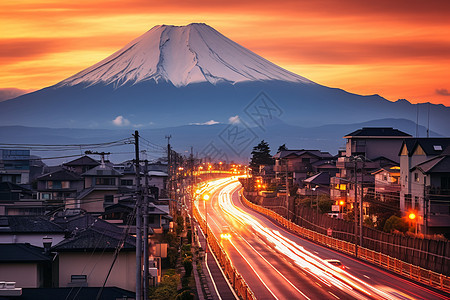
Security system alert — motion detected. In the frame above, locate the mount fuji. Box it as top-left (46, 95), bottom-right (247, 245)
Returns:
top-left (0, 23), bottom-right (448, 159)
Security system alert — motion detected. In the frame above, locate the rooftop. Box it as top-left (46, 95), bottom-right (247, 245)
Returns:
top-left (344, 127), bottom-right (411, 138)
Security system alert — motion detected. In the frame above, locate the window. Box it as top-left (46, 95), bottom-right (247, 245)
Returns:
top-left (441, 177), bottom-right (450, 190)
top-left (104, 195), bottom-right (114, 204)
top-left (120, 179), bottom-right (134, 186)
top-left (414, 196), bottom-right (419, 208)
top-left (95, 177), bottom-right (115, 185)
top-left (405, 194), bottom-right (412, 210)
top-left (302, 158), bottom-right (310, 164)
top-left (414, 173), bottom-right (419, 182)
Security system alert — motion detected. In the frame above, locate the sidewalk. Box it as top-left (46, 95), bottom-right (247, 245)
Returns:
top-left (193, 222), bottom-right (236, 300)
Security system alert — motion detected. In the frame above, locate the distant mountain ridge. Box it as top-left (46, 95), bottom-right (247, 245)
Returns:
top-left (0, 23), bottom-right (448, 141)
top-left (0, 118), bottom-right (439, 165)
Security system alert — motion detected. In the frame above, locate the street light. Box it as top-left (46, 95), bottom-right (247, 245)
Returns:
top-left (203, 193), bottom-right (210, 253)
top-left (408, 212), bottom-right (417, 234)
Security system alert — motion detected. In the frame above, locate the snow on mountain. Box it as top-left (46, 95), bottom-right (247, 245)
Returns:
top-left (58, 23), bottom-right (314, 87)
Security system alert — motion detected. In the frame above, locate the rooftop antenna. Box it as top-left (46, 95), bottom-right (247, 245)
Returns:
top-left (427, 102), bottom-right (430, 138)
top-left (416, 104), bottom-right (419, 138)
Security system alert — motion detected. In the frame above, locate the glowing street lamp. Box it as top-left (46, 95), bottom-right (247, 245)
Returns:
top-left (408, 212), bottom-right (418, 234)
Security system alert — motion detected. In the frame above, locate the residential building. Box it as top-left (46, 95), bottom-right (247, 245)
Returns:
top-left (0, 243), bottom-right (54, 288)
top-left (62, 155), bottom-right (100, 175)
top-left (0, 215), bottom-right (66, 247)
top-left (0, 149), bottom-right (30, 185)
top-left (36, 169), bottom-right (84, 211)
top-left (331, 127), bottom-right (411, 217)
top-left (76, 164), bottom-right (123, 214)
top-left (399, 138), bottom-right (450, 234)
top-left (372, 166), bottom-right (401, 202)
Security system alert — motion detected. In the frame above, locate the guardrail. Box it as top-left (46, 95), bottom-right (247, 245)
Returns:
top-left (193, 204), bottom-right (256, 300)
top-left (240, 190), bottom-right (450, 293)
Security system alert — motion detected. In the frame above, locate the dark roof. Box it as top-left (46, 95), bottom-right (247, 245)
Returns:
top-left (399, 138), bottom-right (450, 157)
top-left (10, 287), bottom-right (135, 300)
top-left (0, 182), bottom-right (33, 201)
top-left (303, 172), bottom-right (330, 185)
top-left (0, 216), bottom-right (65, 233)
top-left (344, 127), bottom-right (411, 138)
top-left (274, 149), bottom-right (333, 159)
top-left (0, 243), bottom-right (52, 262)
top-left (82, 165), bottom-right (122, 177)
top-left (412, 155), bottom-right (450, 174)
top-left (63, 155), bottom-right (100, 167)
top-left (52, 227), bottom-right (135, 251)
top-left (37, 169), bottom-right (82, 181)
top-left (51, 213), bottom-right (135, 251)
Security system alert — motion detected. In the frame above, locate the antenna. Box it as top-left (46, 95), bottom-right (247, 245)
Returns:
top-left (416, 104), bottom-right (419, 138)
top-left (427, 102), bottom-right (430, 138)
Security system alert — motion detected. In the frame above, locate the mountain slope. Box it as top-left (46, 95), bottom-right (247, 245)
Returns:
top-left (57, 23), bottom-right (313, 88)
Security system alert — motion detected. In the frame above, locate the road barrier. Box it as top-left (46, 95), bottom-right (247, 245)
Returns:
top-left (240, 190), bottom-right (450, 293)
top-left (193, 204), bottom-right (256, 300)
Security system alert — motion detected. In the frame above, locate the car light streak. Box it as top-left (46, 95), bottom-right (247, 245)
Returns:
top-left (214, 179), bottom-right (405, 300)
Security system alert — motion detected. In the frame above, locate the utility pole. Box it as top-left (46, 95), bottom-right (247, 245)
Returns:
top-left (354, 159), bottom-right (358, 256)
top-left (166, 135), bottom-right (172, 200)
top-left (133, 131), bottom-right (142, 300)
top-left (143, 160), bottom-right (149, 299)
top-left (285, 158), bottom-right (289, 220)
top-left (360, 161), bottom-right (364, 248)
top-left (84, 151), bottom-right (110, 166)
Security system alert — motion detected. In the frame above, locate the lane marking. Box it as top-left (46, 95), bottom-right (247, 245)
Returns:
top-left (229, 239), bottom-right (280, 300)
top-left (329, 291), bottom-right (340, 299)
top-left (236, 232), bottom-right (311, 300)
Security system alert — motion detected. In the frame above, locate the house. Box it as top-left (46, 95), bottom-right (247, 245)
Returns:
top-left (297, 172), bottom-right (330, 196)
top-left (409, 153), bottom-right (450, 235)
top-left (330, 127), bottom-right (411, 215)
top-left (0, 243), bottom-right (54, 288)
top-left (36, 169), bottom-right (84, 211)
top-left (0, 182), bottom-right (45, 216)
top-left (0, 149), bottom-right (31, 185)
top-left (0, 215), bottom-right (66, 247)
top-left (51, 217), bottom-right (136, 292)
top-left (62, 155), bottom-right (100, 175)
top-left (398, 138), bottom-right (450, 234)
top-left (372, 166), bottom-right (401, 203)
top-left (273, 149), bottom-right (334, 186)
top-left (76, 164), bottom-right (123, 214)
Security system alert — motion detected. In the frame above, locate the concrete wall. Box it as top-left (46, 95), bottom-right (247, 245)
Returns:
top-left (0, 263), bottom-right (38, 288)
top-left (58, 251), bottom-right (135, 291)
top-left (0, 234), bottom-right (65, 247)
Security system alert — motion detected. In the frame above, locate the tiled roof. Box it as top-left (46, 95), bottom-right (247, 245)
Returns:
top-left (412, 155), bottom-right (450, 173)
top-left (0, 243), bottom-right (52, 262)
top-left (274, 149), bottom-right (333, 159)
top-left (344, 127), bottom-right (411, 138)
top-left (63, 155), bottom-right (100, 166)
top-left (37, 169), bottom-right (82, 181)
top-left (16, 287), bottom-right (135, 300)
top-left (0, 216), bottom-right (65, 233)
top-left (52, 213), bottom-right (135, 251)
top-left (82, 165), bottom-right (122, 177)
top-left (399, 138), bottom-right (450, 157)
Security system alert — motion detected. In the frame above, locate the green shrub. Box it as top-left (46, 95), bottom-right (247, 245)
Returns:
top-left (183, 257), bottom-right (193, 277)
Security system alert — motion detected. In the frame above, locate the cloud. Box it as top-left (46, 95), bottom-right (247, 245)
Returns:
top-left (0, 88), bottom-right (34, 102)
top-left (190, 120), bottom-right (220, 125)
top-left (112, 115), bottom-right (130, 126)
top-left (436, 88), bottom-right (450, 96)
top-left (228, 115), bottom-right (240, 124)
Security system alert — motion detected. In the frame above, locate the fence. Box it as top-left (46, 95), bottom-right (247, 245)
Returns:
top-left (241, 191), bottom-right (450, 293)
top-left (193, 204), bottom-right (256, 300)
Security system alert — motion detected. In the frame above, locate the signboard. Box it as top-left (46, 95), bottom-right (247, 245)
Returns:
top-left (332, 205), bottom-right (340, 212)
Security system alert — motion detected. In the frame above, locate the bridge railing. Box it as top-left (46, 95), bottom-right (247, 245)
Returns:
top-left (240, 190), bottom-right (450, 293)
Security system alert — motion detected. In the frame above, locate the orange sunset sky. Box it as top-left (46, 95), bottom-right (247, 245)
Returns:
top-left (1, 0), bottom-right (449, 105)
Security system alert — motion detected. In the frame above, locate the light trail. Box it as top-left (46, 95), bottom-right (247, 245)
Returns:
top-left (214, 179), bottom-right (410, 300)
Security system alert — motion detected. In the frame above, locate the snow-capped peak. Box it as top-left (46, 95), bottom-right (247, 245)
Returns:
top-left (58, 23), bottom-right (315, 87)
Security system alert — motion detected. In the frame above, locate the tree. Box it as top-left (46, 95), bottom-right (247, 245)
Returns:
top-left (383, 215), bottom-right (408, 233)
top-left (249, 140), bottom-right (274, 172)
top-left (277, 144), bottom-right (288, 152)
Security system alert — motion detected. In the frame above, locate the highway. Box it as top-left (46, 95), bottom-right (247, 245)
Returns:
top-left (194, 177), bottom-right (450, 300)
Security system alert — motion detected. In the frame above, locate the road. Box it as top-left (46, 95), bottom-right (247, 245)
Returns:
top-left (194, 177), bottom-right (450, 300)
